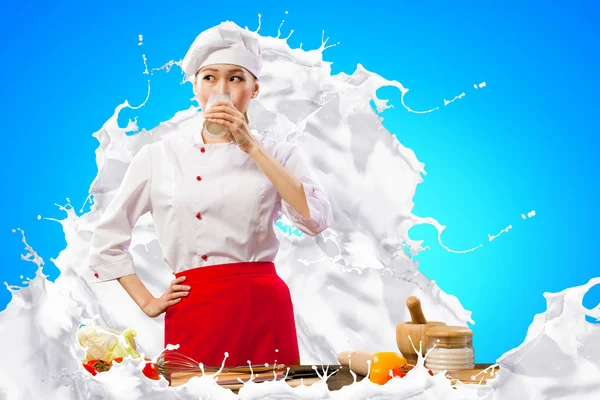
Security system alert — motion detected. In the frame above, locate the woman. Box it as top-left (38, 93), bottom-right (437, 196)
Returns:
top-left (87, 22), bottom-right (333, 368)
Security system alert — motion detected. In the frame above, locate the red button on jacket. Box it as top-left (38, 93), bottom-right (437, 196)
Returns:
top-left (196, 213), bottom-right (202, 220)
top-left (196, 176), bottom-right (202, 181)
top-left (200, 147), bottom-right (206, 153)
top-left (201, 255), bottom-right (208, 261)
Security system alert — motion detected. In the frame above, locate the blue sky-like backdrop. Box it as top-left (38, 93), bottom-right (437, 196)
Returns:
top-left (1, 0), bottom-right (598, 363)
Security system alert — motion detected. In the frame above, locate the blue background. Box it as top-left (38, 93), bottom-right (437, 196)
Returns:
top-left (1, 0), bottom-right (598, 363)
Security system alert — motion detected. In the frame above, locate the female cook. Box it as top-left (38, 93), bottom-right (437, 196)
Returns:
top-left (87, 22), bottom-right (333, 367)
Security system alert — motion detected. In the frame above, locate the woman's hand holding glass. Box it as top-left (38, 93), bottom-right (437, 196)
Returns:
top-left (204, 101), bottom-right (258, 154)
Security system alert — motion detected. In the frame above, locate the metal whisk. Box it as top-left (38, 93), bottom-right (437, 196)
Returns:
top-left (154, 350), bottom-right (216, 378)
top-left (154, 349), bottom-right (286, 379)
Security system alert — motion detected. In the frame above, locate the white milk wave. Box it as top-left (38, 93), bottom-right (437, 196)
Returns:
top-left (1, 20), bottom-right (599, 399)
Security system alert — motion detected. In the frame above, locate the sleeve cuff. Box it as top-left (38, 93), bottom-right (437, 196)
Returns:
top-left (89, 258), bottom-right (136, 283)
top-left (281, 183), bottom-right (332, 236)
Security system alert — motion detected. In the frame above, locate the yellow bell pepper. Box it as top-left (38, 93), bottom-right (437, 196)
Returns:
top-left (369, 352), bottom-right (407, 385)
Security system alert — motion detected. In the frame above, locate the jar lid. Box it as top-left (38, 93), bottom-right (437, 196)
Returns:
top-left (426, 326), bottom-right (473, 338)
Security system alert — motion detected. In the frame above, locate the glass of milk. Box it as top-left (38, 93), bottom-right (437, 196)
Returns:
top-left (203, 93), bottom-right (233, 138)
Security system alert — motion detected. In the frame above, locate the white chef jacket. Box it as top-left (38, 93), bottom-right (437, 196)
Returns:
top-left (88, 117), bottom-right (333, 283)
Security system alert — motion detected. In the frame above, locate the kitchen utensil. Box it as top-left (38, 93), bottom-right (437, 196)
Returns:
top-left (396, 296), bottom-right (445, 364)
top-left (169, 364), bottom-right (331, 388)
top-left (337, 350), bottom-right (374, 376)
top-left (155, 349), bottom-right (285, 379)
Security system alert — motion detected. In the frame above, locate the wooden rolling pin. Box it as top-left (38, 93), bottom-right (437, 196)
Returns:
top-left (337, 350), bottom-right (374, 376)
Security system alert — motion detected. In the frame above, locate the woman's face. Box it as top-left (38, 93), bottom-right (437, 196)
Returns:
top-left (194, 64), bottom-right (259, 113)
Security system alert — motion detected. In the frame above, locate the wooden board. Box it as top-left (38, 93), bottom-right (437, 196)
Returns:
top-left (170, 371), bottom-right (284, 387)
top-left (322, 364), bottom-right (499, 389)
top-left (219, 377), bottom-right (322, 392)
top-left (445, 366), bottom-right (500, 385)
top-left (201, 364), bottom-right (286, 374)
top-left (168, 364), bottom-right (499, 389)
top-left (169, 371), bottom-right (321, 391)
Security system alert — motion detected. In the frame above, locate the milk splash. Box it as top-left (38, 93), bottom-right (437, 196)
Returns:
top-left (1, 19), bottom-right (599, 399)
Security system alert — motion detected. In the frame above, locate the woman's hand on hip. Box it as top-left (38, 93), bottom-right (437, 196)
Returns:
top-left (203, 102), bottom-right (258, 154)
top-left (143, 276), bottom-right (190, 318)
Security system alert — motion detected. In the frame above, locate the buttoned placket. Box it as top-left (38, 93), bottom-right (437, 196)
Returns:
top-left (192, 128), bottom-right (239, 267)
top-left (196, 142), bottom-right (209, 264)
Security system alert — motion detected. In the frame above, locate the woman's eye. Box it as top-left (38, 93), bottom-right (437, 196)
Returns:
top-left (203, 75), bottom-right (214, 81)
top-left (230, 76), bottom-right (243, 82)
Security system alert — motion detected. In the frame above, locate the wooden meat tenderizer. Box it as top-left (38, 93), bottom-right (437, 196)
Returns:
top-left (396, 296), bottom-right (445, 364)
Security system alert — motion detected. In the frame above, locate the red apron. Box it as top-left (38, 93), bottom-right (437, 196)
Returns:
top-left (164, 261), bottom-right (300, 367)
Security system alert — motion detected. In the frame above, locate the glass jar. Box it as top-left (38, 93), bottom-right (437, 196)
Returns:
top-left (424, 326), bottom-right (474, 373)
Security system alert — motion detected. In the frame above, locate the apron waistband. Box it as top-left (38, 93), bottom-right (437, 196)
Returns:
top-left (175, 261), bottom-right (275, 281)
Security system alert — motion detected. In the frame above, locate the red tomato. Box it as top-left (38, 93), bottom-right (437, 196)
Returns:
top-left (390, 364), bottom-right (412, 380)
top-left (142, 361), bottom-right (160, 380)
top-left (113, 357), bottom-right (123, 363)
top-left (390, 367), bottom-right (406, 378)
top-left (86, 360), bottom-right (111, 372)
top-left (82, 363), bottom-right (98, 376)
top-left (389, 364), bottom-right (434, 380)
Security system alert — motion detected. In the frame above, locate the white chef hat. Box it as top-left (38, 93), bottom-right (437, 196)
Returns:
top-left (181, 21), bottom-right (262, 82)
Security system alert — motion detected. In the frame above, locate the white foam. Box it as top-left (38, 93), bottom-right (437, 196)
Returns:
top-left (1, 20), bottom-right (598, 400)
